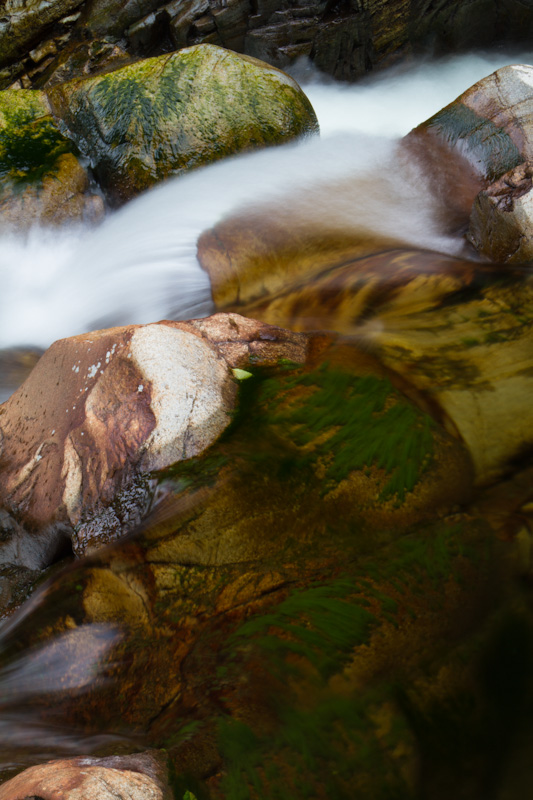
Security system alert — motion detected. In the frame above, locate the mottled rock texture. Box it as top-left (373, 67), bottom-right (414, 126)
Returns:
top-left (2, 0), bottom-right (533, 90)
top-left (199, 237), bottom-right (533, 486)
top-left (0, 88), bottom-right (102, 229)
top-left (404, 64), bottom-right (533, 229)
top-left (47, 44), bottom-right (319, 204)
top-left (0, 751), bottom-right (171, 800)
top-left (468, 161), bottom-right (533, 262)
top-left (0, 314), bottom-right (311, 562)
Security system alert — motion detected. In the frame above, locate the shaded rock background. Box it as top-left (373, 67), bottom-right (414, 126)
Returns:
top-left (2, 0), bottom-right (533, 91)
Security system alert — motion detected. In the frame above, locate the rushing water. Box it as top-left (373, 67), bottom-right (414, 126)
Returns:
top-left (1, 49), bottom-right (533, 786)
top-left (1, 50), bottom-right (532, 354)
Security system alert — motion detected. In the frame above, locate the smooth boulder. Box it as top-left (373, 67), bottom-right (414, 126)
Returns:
top-left (48, 44), bottom-right (319, 204)
top-left (404, 64), bottom-right (533, 228)
top-left (204, 244), bottom-right (533, 486)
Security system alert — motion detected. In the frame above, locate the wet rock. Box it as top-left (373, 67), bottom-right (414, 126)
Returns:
top-left (0, 750), bottom-right (171, 799)
top-left (48, 44), bottom-right (319, 205)
top-left (404, 64), bottom-right (533, 229)
top-left (0, 314), bottom-right (311, 561)
top-left (0, 89), bottom-right (102, 230)
top-left (3, 0), bottom-right (533, 91)
top-left (196, 145), bottom-right (431, 309)
top-left (35, 40), bottom-right (133, 89)
top-left (467, 161), bottom-right (533, 263)
top-left (0, 0), bottom-right (84, 77)
top-left (217, 247), bottom-right (533, 486)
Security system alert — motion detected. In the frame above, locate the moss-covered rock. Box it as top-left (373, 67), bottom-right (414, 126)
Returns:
top-left (0, 89), bottom-right (102, 228)
top-left (47, 44), bottom-right (319, 205)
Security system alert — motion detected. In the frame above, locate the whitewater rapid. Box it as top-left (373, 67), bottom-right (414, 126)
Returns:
top-left (1, 50), bottom-right (532, 350)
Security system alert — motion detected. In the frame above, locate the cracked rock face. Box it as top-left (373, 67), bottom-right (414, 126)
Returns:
top-left (0, 314), bottom-right (310, 563)
top-left (0, 750), bottom-right (171, 800)
top-left (468, 161), bottom-right (533, 262)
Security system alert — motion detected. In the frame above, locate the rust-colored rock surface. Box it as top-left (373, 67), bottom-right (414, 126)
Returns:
top-left (0, 314), bottom-right (311, 562)
top-left (0, 751), bottom-right (171, 800)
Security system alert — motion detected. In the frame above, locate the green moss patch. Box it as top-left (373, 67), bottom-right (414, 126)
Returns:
top-left (48, 44), bottom-right (319, 202)
top-left (227, 577), bottom-right (377, 680)
top-left (208, 521), bottom-right (493, 799)
top-left (0, 91), bottom-right (74, 194)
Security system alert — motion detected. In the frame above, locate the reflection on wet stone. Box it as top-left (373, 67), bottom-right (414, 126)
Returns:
top-left (2, 41), bottom-right (533, 800)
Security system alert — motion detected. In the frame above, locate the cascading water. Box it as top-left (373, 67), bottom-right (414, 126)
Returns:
top-left (1, 49), bottom-right (533, 785)
top-left (1, 50), bottom-right (531, 354)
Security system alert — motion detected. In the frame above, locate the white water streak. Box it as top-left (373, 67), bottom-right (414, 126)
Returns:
top-left (0, 51), bottom-right (532, 350)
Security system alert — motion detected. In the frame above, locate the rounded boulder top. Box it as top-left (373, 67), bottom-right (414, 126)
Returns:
top-left (47, 43), bottom-right (320, 204)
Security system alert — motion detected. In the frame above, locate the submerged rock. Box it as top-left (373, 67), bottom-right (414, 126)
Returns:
top-left (0, 346), bottom-right (42, 403)
top-left (404, 64), bottom-right (533, 229)
top-left (48, 43), bottom-right (319, 205)
top-left (0, 89), bottom-right (102, 230)
top-left (0, 481), bottom-right (512, 798)
top-left (206, 244), bottom-right (533, 486)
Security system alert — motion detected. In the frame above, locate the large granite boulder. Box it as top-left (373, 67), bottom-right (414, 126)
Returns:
top-left (0, 88), bottom-right (102, 229)
top-left (47, 44), bottom-right (319, 205)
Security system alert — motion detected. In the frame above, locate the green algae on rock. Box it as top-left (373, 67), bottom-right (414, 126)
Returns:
top-left (47, 44), bottom-right (319, 205)
top-left (0, 88), bottom-right (102, 228)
